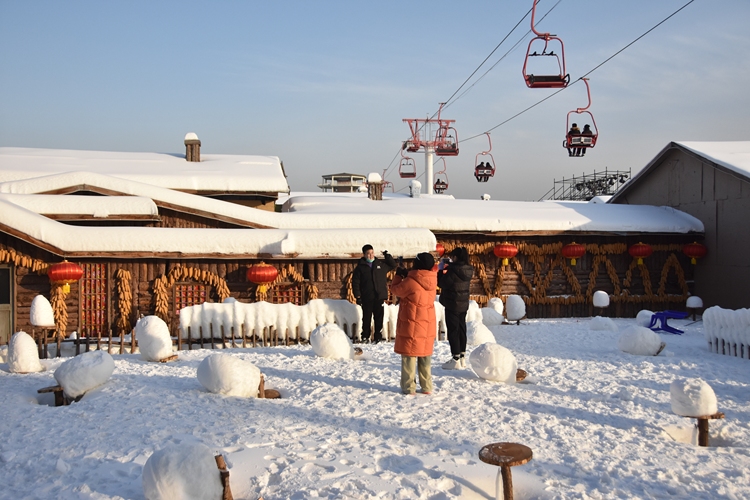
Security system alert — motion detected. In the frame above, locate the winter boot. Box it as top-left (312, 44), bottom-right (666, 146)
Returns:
top-left (459, 353), bottom-right (466, 369)
top-left (442, 356), bottom-right (461, 370)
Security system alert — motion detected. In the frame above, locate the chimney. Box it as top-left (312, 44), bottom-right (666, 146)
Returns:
top-left (184, 132), bottom-right (201, 162)
top-left (367, 172), bottom-right (383, 201)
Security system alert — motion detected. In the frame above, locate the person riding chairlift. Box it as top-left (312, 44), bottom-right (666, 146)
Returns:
top-left (577, 124), bottom-right (593, 156)
top-left (567, 123), bottom-right (580, 157)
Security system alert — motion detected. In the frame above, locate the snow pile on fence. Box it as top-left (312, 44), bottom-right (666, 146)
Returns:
top-left (469, 343), bottom-right (517, 383)
top-left (618, 326), bottom-right (664, 356)
top-left (30, 295), bottom-right (55, 327)
top-left (179, 298), bottom-right (449, 342)
top-left (142, 442), bottom-right (224, 500)
top-left (136, 316), bottom-right (173, 361)
top-left (197, 353), bottom-right (261, 398)
top-left (670, 378), bottom-right (718, 417)
top-left (310, 324), bottom-right (355, 360)
top-left (704, 306), bottom-right (750, 358)
top-left (8, 331), bottom-right (44, 373)
top-left (54, 350), bottom-right (114, 398)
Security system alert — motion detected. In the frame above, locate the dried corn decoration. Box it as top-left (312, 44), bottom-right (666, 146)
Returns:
top-left (115, 269), bottom-right (133, 334)
top-left (153, 266), bottom-right (231, 321)
top-left (254, 264), bottom-right (319, 303)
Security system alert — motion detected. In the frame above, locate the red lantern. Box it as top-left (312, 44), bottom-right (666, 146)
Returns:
top-left (682, 242), bottom-right (707, 265)
top-left (561, 242), bottom-right (586, 266)
top-left (47, 260), bottom-right (84, 294)
top-left (246, 263), bottom-right (278, 292)
top-left (436, 243), bottom-right (445, 257)
top-left (628, 242), bottom-right (653, 265)
top-left (493, 243), bottom-right (518, 266)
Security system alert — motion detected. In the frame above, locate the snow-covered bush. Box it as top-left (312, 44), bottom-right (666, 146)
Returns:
top-left (590, 316), bottom-right (618, 332)
top-left (670, 378), bottom-right (718, 417)
top-left (469, 342), bottom-right (517, 383)
top-left (30, 295), bottom-right (55, 327)
top-left (197, 353), bottom-right (261, 398)
top-left (8, 331), bottom-right (44, 373)
top-left (704, 306), bottom-right (750, 358)
top-left (136, 316), bottom-right (174, 362)
top-left (310, 323), bottom-right (354, 360)
top-left (505, 295), bottom-right (526, 323)
top-left (593, 291), bottom-right (610, 308)
top-left (54, 350), bottom-right (114, 398)
top-left (617, 326), bottom-right (663, 356)
top-left (141, 442), bottom-right (223, 500)
top-left (467, 321), bottom-right (496, 346)
top-left (635, 309), bottom-right (654, 327)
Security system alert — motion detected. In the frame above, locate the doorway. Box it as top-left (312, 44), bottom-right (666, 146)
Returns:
top-left (0, 267), bottom-right (12, 344)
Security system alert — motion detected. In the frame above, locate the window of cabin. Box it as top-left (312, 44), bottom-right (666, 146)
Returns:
top-left (270, 282), bottom-right (305, 305)
top-left (79, 263), bottom-right (108, 338)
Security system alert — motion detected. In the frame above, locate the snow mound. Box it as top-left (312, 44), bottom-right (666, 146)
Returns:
top-left (0, 345), bottom-right (7, 363)
top-left (54, 350), bottom-right (114, 398)
top-left (467, 321), bottom-right (496, 346)
top-left (505, 295), bottom-right (526, 322)
top-left (635, 309), bottom-right (654, 327)
top-left (367, 172), bottom-right (382, 183)
top-left (142, 442), bottom-right (223, 500)
top-left (593, 291), bottom-right (610, 308)
top-left (8, 331), bottom-right (44, 373)
top-left (670, 378), bottom-right (718, 417)
top-left (136, 316), bottom-right (174, 362)
top-left (310, 323), bottom-right (354, 360)
top-left (30, 295), bottom-right (55, 327)
top-left (469, 342), bottom-right (517, 383)
top-left (481, 298), bottom-right (505, 326)
top-left (686, 296), bottom-right (703, 308)
top-left (617, 326), bottom-right (663, 356)
top-left (197, 353), bottom-right (261, 398)
top-left (487, 297), bottom-right (504, 315)
top-left (466, 301), bottom-right (483, 323)
top-left (590, 316), bottom-right (618, 332)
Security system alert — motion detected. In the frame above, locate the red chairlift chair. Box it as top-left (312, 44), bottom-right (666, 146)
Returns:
top-left (434, 103), bottom-right (459, 156)
top-left (563, 78), bottom-right (599, 157)
top-left (522, 0), bottom-right (569, 89)
top-left (399, 149), bottom-right (417, 178)
top-left (433, 158), bottom-right (449, 194)
top-left (474, 132), bottom-right (496, 182)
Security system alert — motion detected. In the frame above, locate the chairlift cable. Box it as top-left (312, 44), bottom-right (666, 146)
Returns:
top-left (462, 0), bottom-right (697, 143)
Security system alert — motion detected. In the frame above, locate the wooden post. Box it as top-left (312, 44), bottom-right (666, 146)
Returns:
top-left (132, 326), bottom-right (137, 354)
top-left (177, 326), bottom-right (182, 352)
top-left (258, 374), bottom-right (265, 399)
top-left (210, 323), bottom-right (215, 350)
top-left (230, 326), bottom-right (237, 349)
top-left (698, 419), bottom-right (710, 447)
top-left (241, 324), bottom-right (247, 349)
top-left (199, 324), bottom-right (205, 349)
top-left (221, 325), bottom-right (227, 349)
top-left (188, 326), bottom-right (193, 351)
top-left (214, 454), bottom-right (233, 500)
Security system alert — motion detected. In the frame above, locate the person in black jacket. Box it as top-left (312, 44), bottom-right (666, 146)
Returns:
top-left (437, 247), bottom-right (474, 369)
top-left (352, 244), bottom-right (397, 344)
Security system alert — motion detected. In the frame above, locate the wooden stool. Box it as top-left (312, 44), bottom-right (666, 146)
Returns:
top-left (479, 442), bottom-right (533, 500)
top-left (214, 454), bottom-right (233, 500)
top-left (515, 369), bottom-right (527, 382)
top-left (257, 374), bottom-right (282, 399)
top-left (686, 412), bottom-right (725, 447)
top-left (37, 385), bottom-right (66, 407)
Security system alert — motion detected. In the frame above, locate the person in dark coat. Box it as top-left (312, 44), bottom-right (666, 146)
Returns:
top-left (437, 247), bottom-right (474, 369)
top-left (352, 244), bottom-right (397, 343)
top-left (567, 123), bottom-right (581, 157)
top-left (578, 124), bottom-right (594, 156)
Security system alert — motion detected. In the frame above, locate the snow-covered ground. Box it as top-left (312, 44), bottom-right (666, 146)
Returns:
top-left (1, 317), bottom-right (749, 499)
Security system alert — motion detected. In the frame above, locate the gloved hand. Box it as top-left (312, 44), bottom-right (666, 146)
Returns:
top-left (396, 267), bottom-right (409, 278)
top-left (356, 297), bottom-right (362, 306)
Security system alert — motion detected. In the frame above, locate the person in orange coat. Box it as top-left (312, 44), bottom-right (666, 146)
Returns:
top-left (390, 252), bottom-right (437, 395)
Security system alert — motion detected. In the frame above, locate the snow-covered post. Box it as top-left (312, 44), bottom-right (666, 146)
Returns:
top-left (184, 132), bottom-right (201, 162)
top-left (670, 378), bottom-right (724, 447)
top-left (367, 172), bottom-right (383, 201)
top-left (593, 290), bottom-right (610, 317)
top-left (686, 296), bottom-right (703, 321)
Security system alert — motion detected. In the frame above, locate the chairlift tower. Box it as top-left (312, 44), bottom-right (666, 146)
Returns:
top-left (402, 103), bottom-right (458, 195)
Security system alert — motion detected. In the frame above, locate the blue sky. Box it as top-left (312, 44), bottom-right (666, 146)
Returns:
top-left (1, 0), bottom-right (748, 201)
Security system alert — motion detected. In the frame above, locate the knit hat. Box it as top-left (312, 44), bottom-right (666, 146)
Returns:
top-left (413, 252), bottom-right (435, 271)
top-left (449, 247), bottom-right (469, 264)
top-left (362, 244), bottom-right (373, 253)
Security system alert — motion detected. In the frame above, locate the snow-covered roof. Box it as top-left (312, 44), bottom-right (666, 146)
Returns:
top-left (5, 194), bottom-right (158, 218)
top-left (675, 141), bottom-right (750, 180)
top-left (0, 171), bottom-right (703, 234)
top-left (283, 195), bottom-right (705, 234)
top-left (0, 147), bottom-right (289, 194)
top-left (0, 194), bottom-right (435, 258)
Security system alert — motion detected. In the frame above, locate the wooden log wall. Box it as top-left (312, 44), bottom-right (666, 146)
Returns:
top-left (0, 231), bottom-right (700, 344)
